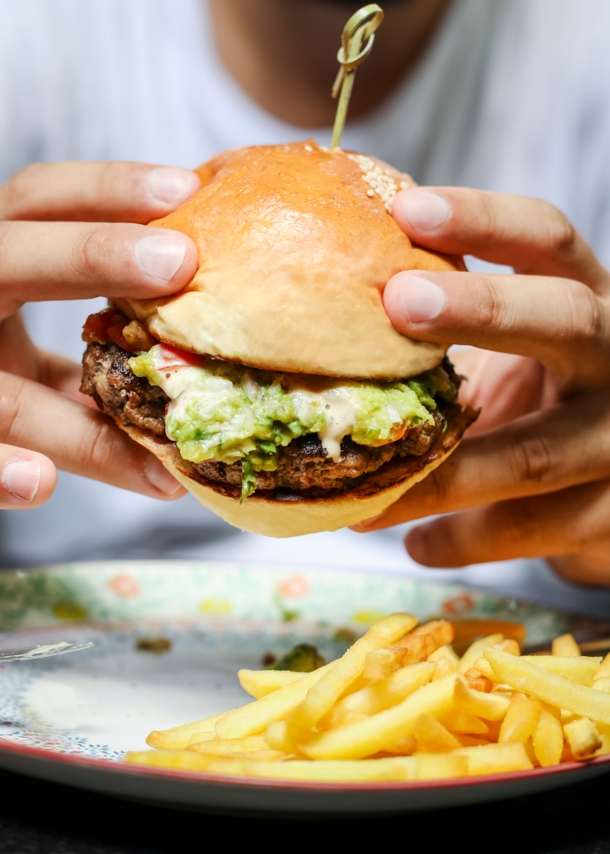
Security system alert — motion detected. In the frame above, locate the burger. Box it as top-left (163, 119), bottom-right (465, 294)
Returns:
top-left (80, 142), bottom-right (477, 537)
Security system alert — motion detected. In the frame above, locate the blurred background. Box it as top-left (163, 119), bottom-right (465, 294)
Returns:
top-left (1, 0), bottom-right (609, 616)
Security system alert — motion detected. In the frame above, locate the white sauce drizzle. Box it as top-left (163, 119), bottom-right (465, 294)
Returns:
top-left (316, 388), bottom-right (356, 462)
top-left (151, 357), bottom-right (358, 463)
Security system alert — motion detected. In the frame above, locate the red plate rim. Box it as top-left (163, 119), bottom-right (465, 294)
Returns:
top-left (1, 736), bottom-right (610, 793)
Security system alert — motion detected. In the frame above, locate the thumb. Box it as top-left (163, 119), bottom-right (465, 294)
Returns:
top-left (0, 446), bottom-right (57, 509)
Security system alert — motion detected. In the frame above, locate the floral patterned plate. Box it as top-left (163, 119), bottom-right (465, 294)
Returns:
top-left (0, 560), bottom-right (608, 816)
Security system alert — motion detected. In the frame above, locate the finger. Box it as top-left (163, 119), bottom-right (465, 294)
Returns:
top-left (0, 314), bottom-right (92, 404)
top-left (0, 221), bottom-right (198, 318)
top-left (548, 544), bottom-right (610, 587)
top-left (382, 270), bottom-right (610, 388)
top-left (0, 446), bottom-right (56, 509)
top-left (393, 188), bottom-right (609, 293)
top-left (0, 161), bottom-right (201, 223)
top-left (354, 392), bottom-right (610, 531)
top-left (0, 370), bottom-right (185, 500)
top-left (450, 350), bottom-right (547, 436)
top-left (404, 478), bottom-right (610, 570)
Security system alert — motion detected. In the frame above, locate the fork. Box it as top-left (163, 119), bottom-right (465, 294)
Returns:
top-left (0, 640), bottom-right (94, 663)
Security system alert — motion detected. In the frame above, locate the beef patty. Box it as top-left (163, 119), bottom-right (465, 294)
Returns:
top-left (81, 342), bottom-right (456, 495)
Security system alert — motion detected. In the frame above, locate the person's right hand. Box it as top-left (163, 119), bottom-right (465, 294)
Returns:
top-left (0, 161), bottom-right (202, 509)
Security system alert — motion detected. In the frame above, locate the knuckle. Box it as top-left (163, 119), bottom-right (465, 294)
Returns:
top-left (419, 468), bottom-right (451, 513)
top-left (474, 275), bottom-right (506, 332)
top-left (97, 161), bottom-right (149, 213)
top-left (507, 432), bottom-right (554, 486)
top-left (571, 286), bottom-right (604, 345)
top-left (97, 161), bottom-right (131, 199)
top-left (475, 192), bottom-right (498, 244)
top-left (545, 205), bottom-right (577, 260)
top-left (69, 225), bottom-right (111, 281)
top-left (79, 416), bottom-right (120, 474)
top-left (0, 389), bottom-right (21, 444)
top-left (0, 163), bottom-right (46, 218)
top-left (487, 499), bottom-right (538, 547)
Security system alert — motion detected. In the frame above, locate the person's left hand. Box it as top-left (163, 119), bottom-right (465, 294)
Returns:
top-left (354, 187), bottom-right (610, 586)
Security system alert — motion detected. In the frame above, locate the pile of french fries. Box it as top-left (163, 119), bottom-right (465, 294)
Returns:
top-left (125, 613), bottom-right (610, 783)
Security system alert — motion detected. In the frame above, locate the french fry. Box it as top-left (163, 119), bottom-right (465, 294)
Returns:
top-left (428, 645), bottom-right (459, 680)
top-left (472, 657), bottom-right (498, 682)
top-left (389, 620), bottom-right (454, 663)
top-left (125, 749), bottom-right (225, 772)
top-left (330, 662), bottom-right (435, 722)
top-left (596, 652), bottom-right (610, 679)
top-left (125, 750), bottom-right (420, 781)
top-left (552, 634), bottom-right (581, 657)
top-left (476, 655), bottom-right (601, 686)
top-left (146, 713), bottom-right (225, 751)
top-left (432, 658), bottom-right (459, 681)
top-left (498, 693), bottom-right (541, 744)
top-left (413, 714), bottom-right (461, 753)
top-left (215, 662), bottom-right (333, 739)
top-left (382, 734), bottom-right (416, 756)
top-left (452, 620), bottom-right (525, 645)
top-left (484, 648), bottom-right (610, 724)
top-left (265, 720), bottom-right (295, 753)
top-left (300, 674), bottom-right (458, 760)
top-left (211, 756), bottom-right (419, 782)
top-left (186, 734), bottom-right (269, 752)
top-left (428, 645), bottom-right (460, 666)
top-left (287, 613), bottom-right (418, 732)
top-left (532, 704), bottom-right (563, 767)
top-left (459, 635), bottom-right (504, 674)
top-left (189, 747), bottom-right (286, 763)
top-left (456, 735), bottom-right (491, 747)
top-left (463, 668), bottom-right (493, 693)
top-left (563, 717), bottom-right (602, 759)
top-left (324, 707), bottom-right (368, 730)
top-left (238, 669), bottom-right (303, 699)
top-left (362, 648), bottom-right (403, 682)
top-left (441, 709), bottom-right (489, 735)
top-left (415, 752), bottom-right (468, 779)
top-left (138, 617), bottom-right (610, 787)
top-left (593, 678), bottom-right (610, 694)
top-left (454, 742), bottom-right (533, 775)
top-left (595, 722), bottom-right (610, 756)
top-left (496, 639), bottom-right (521, 655)
top-left (361, 622), bottom-right (453, 683)
top-left (520, 656), bottom-right (600, 685)
top-left (454, 678), bottom-right (511, 721)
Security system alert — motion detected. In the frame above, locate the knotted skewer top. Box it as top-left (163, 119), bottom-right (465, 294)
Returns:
top-left (330, 5), bottom-right (384, 150)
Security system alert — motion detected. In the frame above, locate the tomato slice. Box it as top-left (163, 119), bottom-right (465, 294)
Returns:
top-left (82, 308), bottom-right (120, 344)
top-left (154, 344), bottom-right (206, 370)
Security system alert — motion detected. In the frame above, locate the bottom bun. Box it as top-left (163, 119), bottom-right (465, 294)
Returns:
top-left (122, 405), bottom-right (476, 538)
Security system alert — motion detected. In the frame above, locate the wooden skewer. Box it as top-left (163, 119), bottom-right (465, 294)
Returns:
top-left (330, 4), bottom-right (384, 150)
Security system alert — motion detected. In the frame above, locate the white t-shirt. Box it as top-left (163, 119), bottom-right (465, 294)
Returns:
top-left (1, 0), bottom-right (609, 616)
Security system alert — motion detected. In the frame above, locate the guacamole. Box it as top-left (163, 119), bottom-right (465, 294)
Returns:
top-left (129, 346), bottom-right (457, 500)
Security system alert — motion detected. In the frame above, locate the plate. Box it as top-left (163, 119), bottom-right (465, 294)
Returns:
top-left (0, 560), bottom-right (608, 816)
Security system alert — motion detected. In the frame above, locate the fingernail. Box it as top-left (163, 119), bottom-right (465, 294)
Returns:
top-left (135, 234), bottom-right (188, 283)
top-left (145, 456), bottom-right (183, 496)
top-left (351, 512), bottom-right (385, 532)
top-left (2, 459), bottom-right (40, 502)
top-left (394, 190), bottom-right (450, 232)
top-left (148, 167), bottom-right (201, 206)
top-left (398, 274), bottom-right (446, 324)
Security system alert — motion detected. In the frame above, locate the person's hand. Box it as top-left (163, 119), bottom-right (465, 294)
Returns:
top-left (0, 161), bottom-right (202, 509)
top-left (356, 187), bottom-right (610, 586)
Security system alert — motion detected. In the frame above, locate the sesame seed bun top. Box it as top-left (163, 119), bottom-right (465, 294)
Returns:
top-left (123, 141), bottom-right (461, 380)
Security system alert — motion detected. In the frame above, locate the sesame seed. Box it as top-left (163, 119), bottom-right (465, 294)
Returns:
top-left (347, 153), bottom-right (402, 213)
top-left (304, 144), bottom-right (313, 152)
